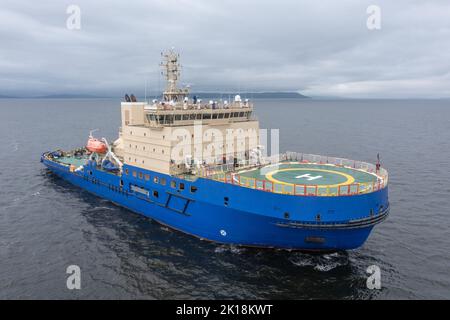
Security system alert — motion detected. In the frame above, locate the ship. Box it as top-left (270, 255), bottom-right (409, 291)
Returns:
top-left (41, 49), bottom-right (389, 251)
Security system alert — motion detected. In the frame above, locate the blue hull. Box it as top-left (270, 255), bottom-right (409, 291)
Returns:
top-left (41, 156), bottom-right (389, 251)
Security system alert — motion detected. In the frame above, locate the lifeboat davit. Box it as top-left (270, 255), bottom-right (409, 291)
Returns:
top-left (86, 130), bottom-right (107, 153)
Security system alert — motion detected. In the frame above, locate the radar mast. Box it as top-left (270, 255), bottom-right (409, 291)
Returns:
top-left (161, 49), bottom-right (189, 102)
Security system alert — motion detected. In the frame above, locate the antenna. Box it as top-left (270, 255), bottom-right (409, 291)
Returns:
top-left (160, 48), bottom-right (189, 102)
top-left (144, 77), bottom-right (147, 103)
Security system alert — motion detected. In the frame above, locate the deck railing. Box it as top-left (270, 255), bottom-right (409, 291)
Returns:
top-left (197, 152), bottom-right (388, 197)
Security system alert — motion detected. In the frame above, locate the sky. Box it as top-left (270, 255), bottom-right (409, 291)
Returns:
top-left (1, 0), bottom-right (450, 98)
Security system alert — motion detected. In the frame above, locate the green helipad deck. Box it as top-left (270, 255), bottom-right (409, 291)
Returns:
top-left (209, 160), bottom-right (385, 196)
top-left (238, 162), bottom-right (378, 187)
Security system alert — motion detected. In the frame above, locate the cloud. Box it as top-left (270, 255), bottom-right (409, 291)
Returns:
top-left (0, 0), bottom-right (449, 98)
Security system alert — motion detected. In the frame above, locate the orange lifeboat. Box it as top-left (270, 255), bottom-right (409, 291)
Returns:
top-left (86, 130), bottom-right (107, 153)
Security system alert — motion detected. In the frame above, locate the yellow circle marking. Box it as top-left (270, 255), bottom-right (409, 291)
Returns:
top-left (265, 168), bottom-right (355, 188)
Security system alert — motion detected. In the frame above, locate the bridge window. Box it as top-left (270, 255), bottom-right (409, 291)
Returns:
top-left (203, 114), bottom-right (211, 120)
top-left (166, 115), bottom-right (174, 124)
top-left (218, 113), bottom-right (224, 119)
top-left (182, 114), bottom-right (189, 120)
top-left (175, 115), bottom-right (181, 121)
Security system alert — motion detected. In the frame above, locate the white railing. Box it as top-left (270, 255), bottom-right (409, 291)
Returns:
top-left (195, 152), bottom-right (388, 197)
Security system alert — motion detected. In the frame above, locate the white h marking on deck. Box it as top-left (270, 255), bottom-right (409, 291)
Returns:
top-left (296, 173), bottom-right (322, 181)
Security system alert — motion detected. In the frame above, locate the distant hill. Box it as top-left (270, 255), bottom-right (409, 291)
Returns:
top-left (191, 92), bottom-right (309, 99)
top-left (0, 92), bottom-right (309, 100)
top-left (34, 94), bottom-right (106, 99)
top-left (0, 94), bottom-right (107, 99)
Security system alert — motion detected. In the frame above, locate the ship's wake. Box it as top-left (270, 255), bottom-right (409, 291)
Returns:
top-left (288, 251), bottom-right (349, 272)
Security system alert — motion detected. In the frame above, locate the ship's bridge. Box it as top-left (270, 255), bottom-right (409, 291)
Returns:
top-left (143, 99), bottom-right (254, 127)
